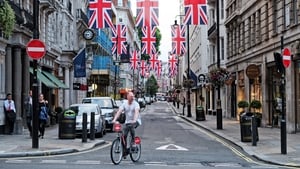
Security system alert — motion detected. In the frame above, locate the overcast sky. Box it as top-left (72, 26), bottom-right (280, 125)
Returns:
top-left (130, 0), bottom-right (180, 62)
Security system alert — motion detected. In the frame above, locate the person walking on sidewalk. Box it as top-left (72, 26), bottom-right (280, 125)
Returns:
top-left (3, 93), bottom-right (16, 135)
top-left (38, 93), bottom-right (48, 139)
top-left (25, 90), bottom-right (33, 137)
top-left (182, 96), bottom-right (186, 115)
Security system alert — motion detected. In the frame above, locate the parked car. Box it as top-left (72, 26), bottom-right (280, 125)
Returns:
top-left (137, 97), bottom-right (146, 108)
top-left (82, 97), bottom-right (118, 131)
top-left (144, 96), bottom-right (151, 105)
top-left (68, 103), bottom-right (106, 137)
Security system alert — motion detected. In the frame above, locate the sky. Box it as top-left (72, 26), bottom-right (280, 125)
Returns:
top-left (130, 0), bottom-right (180, 62)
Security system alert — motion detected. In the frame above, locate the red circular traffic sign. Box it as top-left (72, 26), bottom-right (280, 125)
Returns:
top-left (26, 39), bottom-right (46, 60)
top-left (282, 48), bottom-right (291, 68)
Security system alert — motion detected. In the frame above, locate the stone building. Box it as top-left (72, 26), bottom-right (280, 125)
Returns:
top-left (0, 0), bottom-right (88, 134)
top-left (225, 0), bottom-right (300, 133)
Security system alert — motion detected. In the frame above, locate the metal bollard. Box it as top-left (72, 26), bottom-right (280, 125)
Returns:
top-left (82, 113), bottom-right (87, 143)
top-left (252, 116), bottom-right (257, 146)
top-left (90, 112), bottom-right (95, 140)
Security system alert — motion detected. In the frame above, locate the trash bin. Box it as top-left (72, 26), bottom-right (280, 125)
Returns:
top-left (196, 106), bottom-right (205, 121)
top-left (59, 109), bottom-right (76, 139)
top-left (240, 112), bottom-right (258, 142)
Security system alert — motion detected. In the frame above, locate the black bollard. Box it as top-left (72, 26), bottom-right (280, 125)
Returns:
top-left (252, 116), bottom-right (257, 146)
top-left (82, 113), bottom-right (87, 143)
top-left (90, 112), bottom-right (95, 140)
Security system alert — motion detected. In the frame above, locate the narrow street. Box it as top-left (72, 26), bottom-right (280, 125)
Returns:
top-left (0, 102), bottom-right (283, 169)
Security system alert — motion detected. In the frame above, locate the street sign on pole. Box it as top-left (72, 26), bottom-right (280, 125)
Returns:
top-left (282, 48), bottom-right (291, 68)
top-left (26, 39), bottom-right (46, 60)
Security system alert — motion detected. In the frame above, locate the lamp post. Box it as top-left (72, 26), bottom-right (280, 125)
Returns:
top-left (173, 19), bottom-right (191, 117)
top-left (216, 0), bottom-right (222, 129)
top-left (32, 0), bottom-right (39, 148)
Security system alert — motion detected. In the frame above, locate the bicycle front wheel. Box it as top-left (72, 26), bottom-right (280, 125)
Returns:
top-left (110, 138), bottom-right (123, 165)
top-left (130, 143), bottom-right (141, 162)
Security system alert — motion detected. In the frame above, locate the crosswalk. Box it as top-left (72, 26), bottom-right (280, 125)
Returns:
top-left (4, 159), bottom-right (278, 168)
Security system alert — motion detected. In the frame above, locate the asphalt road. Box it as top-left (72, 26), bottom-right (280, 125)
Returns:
top-left (0, 102), bottom-right (287, 169)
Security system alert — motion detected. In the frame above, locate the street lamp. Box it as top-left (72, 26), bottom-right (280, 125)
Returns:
top-left (173, 19), bottom-right (192, 117)
top-left (216, 0), bottom-right (222, 129)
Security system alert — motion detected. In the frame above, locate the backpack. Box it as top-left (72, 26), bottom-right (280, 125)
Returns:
top-left (39, 106), bottom-right (48, 120)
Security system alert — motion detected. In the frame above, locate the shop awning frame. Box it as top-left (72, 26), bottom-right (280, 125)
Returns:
top-left (29, 68), bottom-right (58, 88)
top-left (42, 71), bottom-right (69, 89)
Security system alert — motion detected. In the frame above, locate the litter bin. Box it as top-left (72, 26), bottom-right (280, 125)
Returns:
top-left (196, 106), bottom-right (205, 121)
top-left (240, 112), bottom-right (258, 142)
top-left (59, 109), bottom-right (76, 139)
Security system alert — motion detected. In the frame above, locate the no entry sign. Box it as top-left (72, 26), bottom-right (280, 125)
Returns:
top-left (282, 48), bottom-right (291, 68)
top-left (26, 39), bottom-right (46, 60)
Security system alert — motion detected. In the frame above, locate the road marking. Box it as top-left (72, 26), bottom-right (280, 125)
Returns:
top-left (144, 161), bottom-right (168, 166)
top-left (6, 159), bottom-right (31, 163)
top-left (41, 160), bottom-right (66, 163)
top-left (156, 144), bottom-right (188, 151)
top-left (75, 160), bottom-right (101, 165)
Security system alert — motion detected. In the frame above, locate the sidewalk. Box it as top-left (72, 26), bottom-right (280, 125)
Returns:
top-left (0, 125), bottom-right (105, 158)
top-left (170, 103), bottom-right (300, 168)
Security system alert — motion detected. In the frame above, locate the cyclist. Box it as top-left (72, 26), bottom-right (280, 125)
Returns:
top-left (112, 92), bottom-right (141, 148)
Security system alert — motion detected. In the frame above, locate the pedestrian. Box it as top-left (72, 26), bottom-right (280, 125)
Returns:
top-left (38, 93), bottom-right (48, 139)
top-left (3, 93), bottom-right (16, 135)
top-left (25, 90), bottom-right (33, 137)
top-left (182, 96), bottom-right (186, 115)
top-left (176, 96), bottom-right (180, 109)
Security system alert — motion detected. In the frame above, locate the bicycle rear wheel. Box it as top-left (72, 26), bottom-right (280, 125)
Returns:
top-left (110, 138), bottom-right (123, 165)
top-left (130, 143), bottom-right (141, 162)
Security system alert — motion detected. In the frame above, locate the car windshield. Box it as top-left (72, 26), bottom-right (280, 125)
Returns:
top-left (83, 98), bottom-right (113, 109)
top-left (115, 100), bottom-right (123, 107)
top-left (69, 106), bottom-right (99, 115)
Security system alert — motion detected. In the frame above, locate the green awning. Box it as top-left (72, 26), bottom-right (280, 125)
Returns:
top-left (42, 71), bottom-right (69, 89)
top-left (29, 68), bottom-right (58, 88)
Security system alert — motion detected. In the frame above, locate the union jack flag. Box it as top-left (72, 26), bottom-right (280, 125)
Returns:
top-left (136, 0), bottom-right (159, 28)
top-left (88, 0), bottom-right (114, 29)
top-left (184, 0), bottom-right (208, 25)
top-left (130, 50), bottom-right (140, 70)
top-left (149, 52), bottom-right (159, 70)
top-left (171, 25), bottom-right (186, 56)
top-left (155, 60), bottom-right (162, 78)
top-left (111, 24), bottom-right (127, 55)
top-left (139, 60), bottom-right (149, 77)
top-left (141, 26), bottom-right (157, 55)
top-left (168, 54), bottom-right (178, 77)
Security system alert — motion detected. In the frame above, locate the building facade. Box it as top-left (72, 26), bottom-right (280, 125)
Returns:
top-left (225, 0), bottom-right (300, 133)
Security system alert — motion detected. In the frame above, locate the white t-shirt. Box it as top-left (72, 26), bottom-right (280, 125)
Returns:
top-left (119, 100), bottom-right (141, 125)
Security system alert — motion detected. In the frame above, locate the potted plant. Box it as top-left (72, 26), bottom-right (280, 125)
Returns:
top-left (208, 67), bottom-right (231, 87)
top-left (238, 100), bottom-right (249, 113)
top-left (250, 100), bottom-right (262, 127)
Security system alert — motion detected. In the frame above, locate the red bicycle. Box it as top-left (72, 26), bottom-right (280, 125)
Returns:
top-left (110, 123), bottom-right (141, 165)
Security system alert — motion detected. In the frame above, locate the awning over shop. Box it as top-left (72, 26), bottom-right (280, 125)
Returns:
top-left (29, 68), bottom-right (58, 88)
top-left (42, 71), bottom-right (69, 89)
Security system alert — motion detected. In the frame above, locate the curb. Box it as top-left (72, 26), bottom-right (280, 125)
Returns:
top-left (0, 140), bottom-right (106, 158)
top-left (169, 104), bottom-right (300, 168)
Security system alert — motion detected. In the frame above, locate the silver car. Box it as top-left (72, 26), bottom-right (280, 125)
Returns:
top-left (69, 103), bottom-right (106, 137)
top-left (82, 97), bottom-right (118, 131)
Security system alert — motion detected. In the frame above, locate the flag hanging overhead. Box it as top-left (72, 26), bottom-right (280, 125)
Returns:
top-left (141, 26), bottom-right (157, 55)
top-left (136, 0), bottom-right (159, 28)
top-left (88, 0), bottom-right (114, 29)
top-left (168, 54), bottom-right (178, 77)
top-left (171, 25), bottom-right (186, 56)
top-left (112, 24), bottom-right (127, 55)
top-left (130, 50), bottom-right (140, 70)
top-left (73, 48), bottom-right (86, 78)
top-left (155, 60), bottom-right (162, 78)
top-left (184, 0), bottom-right (208, 25)
top-left (149, 52), bottom-right (159, 70)
top-left (139, 60), bottom-right (149, 77)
